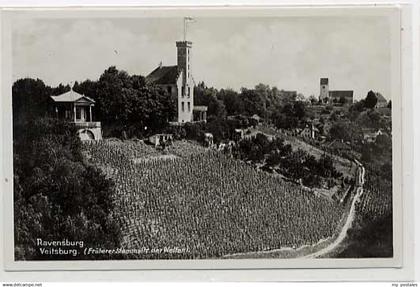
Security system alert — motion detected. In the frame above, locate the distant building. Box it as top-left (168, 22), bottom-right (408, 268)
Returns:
top-left (50, 89), bottom-right (102, 141)
top-left (362, 128), bottom-right (384, 143)
top-left (329, 90), bottom-right (354, 104)
top-left (146, 40), bottom-right (206, 123)
top-left (148, 133), bottom-right (173, 147)
top-left (319, 78), bottom-right (329, 102)
top-left (375, 92), bottom-right (388, 108)
top-left (300, 124), bottom-right (319, 140)
top-left (193, 105), bottom-right (208, 123)
top-left (319, 78), bottom-right (353, 104)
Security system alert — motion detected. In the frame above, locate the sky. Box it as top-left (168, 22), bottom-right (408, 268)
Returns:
top-left (12, 16), bottom-right (391, 100)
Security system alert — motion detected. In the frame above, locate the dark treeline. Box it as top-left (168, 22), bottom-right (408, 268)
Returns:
top-left (194, 82), bottom-right (307, 130)
top-left (13, 67), bottom-right (308, 140)
top-left (73, 67), bottom-right (176, 137)
top-left (13, 66), bottom-right (177, 138)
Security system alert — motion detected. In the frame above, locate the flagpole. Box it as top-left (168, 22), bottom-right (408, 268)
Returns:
top-left (183, 18), bottom-right (186, 41)
top-left (184, 17), bottom-right (194, 41)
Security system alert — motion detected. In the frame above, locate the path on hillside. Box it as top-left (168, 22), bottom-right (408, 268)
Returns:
top-left (302, 162), bottom-right (365, 259)
top-left (223, 162), bottom-right (365, 259)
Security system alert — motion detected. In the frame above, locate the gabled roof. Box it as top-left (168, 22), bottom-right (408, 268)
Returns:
top-left (50, 89), bottom-right (95, 103)
top-left (375, 92), bottom-right (387, 103)
top-left (146, 65), bottom-right (180, 85)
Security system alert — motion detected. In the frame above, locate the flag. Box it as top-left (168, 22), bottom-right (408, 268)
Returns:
top-left (183, 17), bottom-right (196, 41)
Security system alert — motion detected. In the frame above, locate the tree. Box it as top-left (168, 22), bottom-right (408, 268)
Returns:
top-left (240, 87), bottom-right (266, 117)
top-left (74, 80), bottom-right (98, 100)
top-left (296, 93), bottom-right (305, 102)
top-left (12, 78), bottom-right (52, 125)
top-left (13, 118), bottom-right (121, 260)
top-left (293, 101), bottom-right (306, 119)
top-left (217, 89), bottom-right (244, 116)
top-left (272, 101), bottom-right (306, 130)
top-left (365, 90), bottom-right (378, 109)
top-left (194, 82), bottom-right (226, 119)
top-left (52, 83), bottom-right (71, 95)
top-left (387, 100), bottom-right (392, 109)
top-left (328, 122), bottom-right (352, 142)
top-left (94, 66), bottom-right (176, 136)
top-left (309, 95), bottom-right (318, 104)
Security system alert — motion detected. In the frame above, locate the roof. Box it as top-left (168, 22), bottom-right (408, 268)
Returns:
top-left (193, 105), bottom-right (208, 112)
top-left (329, 90), bottom-right (354, 98)
top-left (50, 89), bottom-right (95, 103)
top-left (146, 65), bottom-right (180, 85)
top-left (375, 92), bottom-right (387, 103)
top-left (320, 78), bottom-right (329, 85)
top-left (279, 90), bottom-right (297, 96)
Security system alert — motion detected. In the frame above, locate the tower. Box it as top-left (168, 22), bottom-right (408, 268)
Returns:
top-left (176, 41), bottom-right (194, 122)
top-left (320, 78), bottom-right (329, 102)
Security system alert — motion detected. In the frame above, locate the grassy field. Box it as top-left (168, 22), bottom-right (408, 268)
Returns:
top-left (83, 139), bottom-right (347, 259)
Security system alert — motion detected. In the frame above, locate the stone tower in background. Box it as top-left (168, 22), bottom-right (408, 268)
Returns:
top-left (319, 78), bottom-right (329, 102)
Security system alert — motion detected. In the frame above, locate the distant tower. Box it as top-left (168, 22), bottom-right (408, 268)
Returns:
top-left (176, 41), bottom-right (194, 122)
top-left (320, 78), bottom-right (329, 102)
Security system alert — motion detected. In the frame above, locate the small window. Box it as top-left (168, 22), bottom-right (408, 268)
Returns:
top-left (188, 102), bottom-right (191, 112)
top-left (167, 86), bottom-right (172, 94)
top-left (181, 102), bottom-right (185, 112)
top-left (182, 86), bottom-right (185, 97)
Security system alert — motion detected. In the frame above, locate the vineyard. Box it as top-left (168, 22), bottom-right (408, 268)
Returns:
top-left (332, 163), bottom-right (393, 258)
top-left (83, 139), bottom-right (347, 259)
top-left (357, 170), bottom-right (392, 224)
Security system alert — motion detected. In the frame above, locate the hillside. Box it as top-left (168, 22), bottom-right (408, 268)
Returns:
top-left (83, 140), bottom-right (347, 259)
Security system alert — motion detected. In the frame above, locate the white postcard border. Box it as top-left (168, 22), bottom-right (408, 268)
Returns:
top-left (0, 4), bottom-right (411, 276)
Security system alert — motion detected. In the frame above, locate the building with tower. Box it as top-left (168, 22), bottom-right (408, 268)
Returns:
top-left (146, 40), bottom-right (207, 123)
top-left (318, 77), bottom-right (353, 105)
top-left (319, 78), bottom-right (329, 102)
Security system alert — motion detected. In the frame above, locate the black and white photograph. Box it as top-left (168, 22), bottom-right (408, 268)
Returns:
top-left (3, 7), bottom-right (399, 266)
